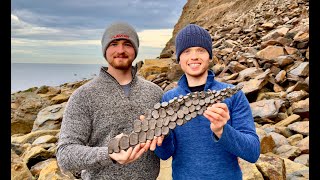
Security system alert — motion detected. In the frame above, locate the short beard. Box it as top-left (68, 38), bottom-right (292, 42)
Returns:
top-left (109, 60), bottom-right (132, 70)
top-left (108, 56), bottom-right (133, 70)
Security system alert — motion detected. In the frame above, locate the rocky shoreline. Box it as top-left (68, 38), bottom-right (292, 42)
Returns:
top-left (11, 0), bottom-right (309, 179)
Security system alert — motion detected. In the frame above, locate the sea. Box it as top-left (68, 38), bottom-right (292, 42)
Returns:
top-left (11, 63), bottom-right (105, 94)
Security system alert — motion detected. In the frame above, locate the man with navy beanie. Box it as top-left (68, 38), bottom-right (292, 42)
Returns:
top-left (175, 24), bottom-right (213, 63)
top-left (154, 24), bottom-right (260, 180)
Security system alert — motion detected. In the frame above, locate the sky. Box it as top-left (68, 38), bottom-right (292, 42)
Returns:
top-left (11, 0), bottom-right (186, 65)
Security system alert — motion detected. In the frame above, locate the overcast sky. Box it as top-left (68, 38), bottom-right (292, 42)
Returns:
top-left (11, 0), bottom-right (186, 64)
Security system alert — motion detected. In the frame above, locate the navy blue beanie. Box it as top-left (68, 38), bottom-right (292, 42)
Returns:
top-left (175, 24), bottom-right (213, 63)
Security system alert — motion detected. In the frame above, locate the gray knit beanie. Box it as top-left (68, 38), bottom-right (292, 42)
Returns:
top-left (101, 22), bottom-right (139, 59)
top-left (175, 24), bottom-right (212, 63)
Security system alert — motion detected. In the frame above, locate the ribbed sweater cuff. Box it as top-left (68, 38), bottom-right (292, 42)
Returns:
top-left (97, 147), bottom-right (113, 166)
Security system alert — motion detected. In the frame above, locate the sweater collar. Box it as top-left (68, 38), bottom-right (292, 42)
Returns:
top-left (99, 65), bottom-right (138, 85)
top-left (177, 70), bottom-right (216, 93)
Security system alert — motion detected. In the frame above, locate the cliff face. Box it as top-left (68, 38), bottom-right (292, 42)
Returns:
top-left (161, 0), bottom-right (267, 56)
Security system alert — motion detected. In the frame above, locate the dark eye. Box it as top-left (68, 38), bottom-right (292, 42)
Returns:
top-left (109, 42), bottom-right (117, 47)
top-left (124, 42), bottom-right (133, 47)
top-left (182, 49), bottom-right (190, 54)
top-left (197, 48), bottom-right (206, 53)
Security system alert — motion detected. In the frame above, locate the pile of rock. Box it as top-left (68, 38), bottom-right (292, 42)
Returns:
top-left (11, 81), bottom-right (90, 179)
top-left (137, 58), bottom-right (183, 92)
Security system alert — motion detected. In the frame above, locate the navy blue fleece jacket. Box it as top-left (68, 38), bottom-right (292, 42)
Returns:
top-left (154, 70), bottom-right (260, 180)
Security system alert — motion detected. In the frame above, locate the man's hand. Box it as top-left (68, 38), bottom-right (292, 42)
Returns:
top-left (149, 135), bottom-right (164, 151)
top-left (140, 115), bottom-right (164, 151)
top-left (109, 137), bottom-right (152, 165)
top-left (203, 103), bottom-right (230, 138)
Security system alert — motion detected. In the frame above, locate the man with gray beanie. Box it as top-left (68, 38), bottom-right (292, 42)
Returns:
top-left (154, 24), bottom-right (260, 180)
top-left (57, 21), bottom-right (164, 179)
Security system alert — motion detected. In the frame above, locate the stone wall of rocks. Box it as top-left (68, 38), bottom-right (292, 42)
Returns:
top-left (138, 0), bottom-right (310, 179)
top-left (11, 0), bottom-right (309, 179)
top-left (11, 81), bottom-right (89, 179)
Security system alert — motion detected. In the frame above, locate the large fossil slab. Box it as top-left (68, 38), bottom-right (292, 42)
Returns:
top-left (108, 84), bottom-right (243, 153)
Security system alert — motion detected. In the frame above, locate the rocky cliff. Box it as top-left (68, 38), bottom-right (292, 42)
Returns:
top-left (11, 0), bottom-right (309, 179)
top-left (161, 0), bottom-right (265, 57)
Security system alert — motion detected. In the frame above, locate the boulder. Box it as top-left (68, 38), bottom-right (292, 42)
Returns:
top-left (11, 92), bottom-right (52, 135)
top-left (38, 159), bottom-right (76, 180)
top-left (255, 153), bottom-right (286, 180)
top-left (250, 99), bottom-right (285, 119)
top-left (275, 114), bottom-right (301, 127)
top-left (138, 58), bottom-right (174, 78)
top-left (239, 158), bottom-right (264, 180)
top-left (256, 46), bottom-right (285, 60)
top-left (32, 102), bottom-right (66, 132)
top-left (11, 130), bottom-right (60, 144)
top-left (11, 150), bottom-right (33, 180)
top-left (287, 121), bottom-right (309, 136)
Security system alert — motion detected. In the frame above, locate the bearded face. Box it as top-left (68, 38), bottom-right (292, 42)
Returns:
top-left (105, 39), bottom-right (136, 70)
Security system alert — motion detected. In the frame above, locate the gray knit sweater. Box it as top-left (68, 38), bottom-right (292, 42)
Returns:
top-left (56, 66), bottom-right (164, 180)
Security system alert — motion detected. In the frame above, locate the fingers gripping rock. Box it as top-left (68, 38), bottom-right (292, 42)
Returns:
top-left (107, 84), bottom-right (243, 154)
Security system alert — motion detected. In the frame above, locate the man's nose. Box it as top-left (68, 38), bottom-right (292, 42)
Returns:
top-left (190, 50), bottom-right (198, 60)
top-left (117, 44), bottom-right (125, 53)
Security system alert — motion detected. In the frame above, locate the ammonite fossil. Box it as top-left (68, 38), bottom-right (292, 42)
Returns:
top-left (108, 84), bottom-right (243, 154)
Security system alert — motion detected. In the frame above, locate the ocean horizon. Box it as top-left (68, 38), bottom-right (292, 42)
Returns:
top-left (11, 63), bottom-right (105, 94)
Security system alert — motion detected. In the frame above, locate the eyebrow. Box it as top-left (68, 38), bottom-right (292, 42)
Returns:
top-left (110, 40), bottom-right (133, 47)
top-left (112, 39), bottom-right (132, 44)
